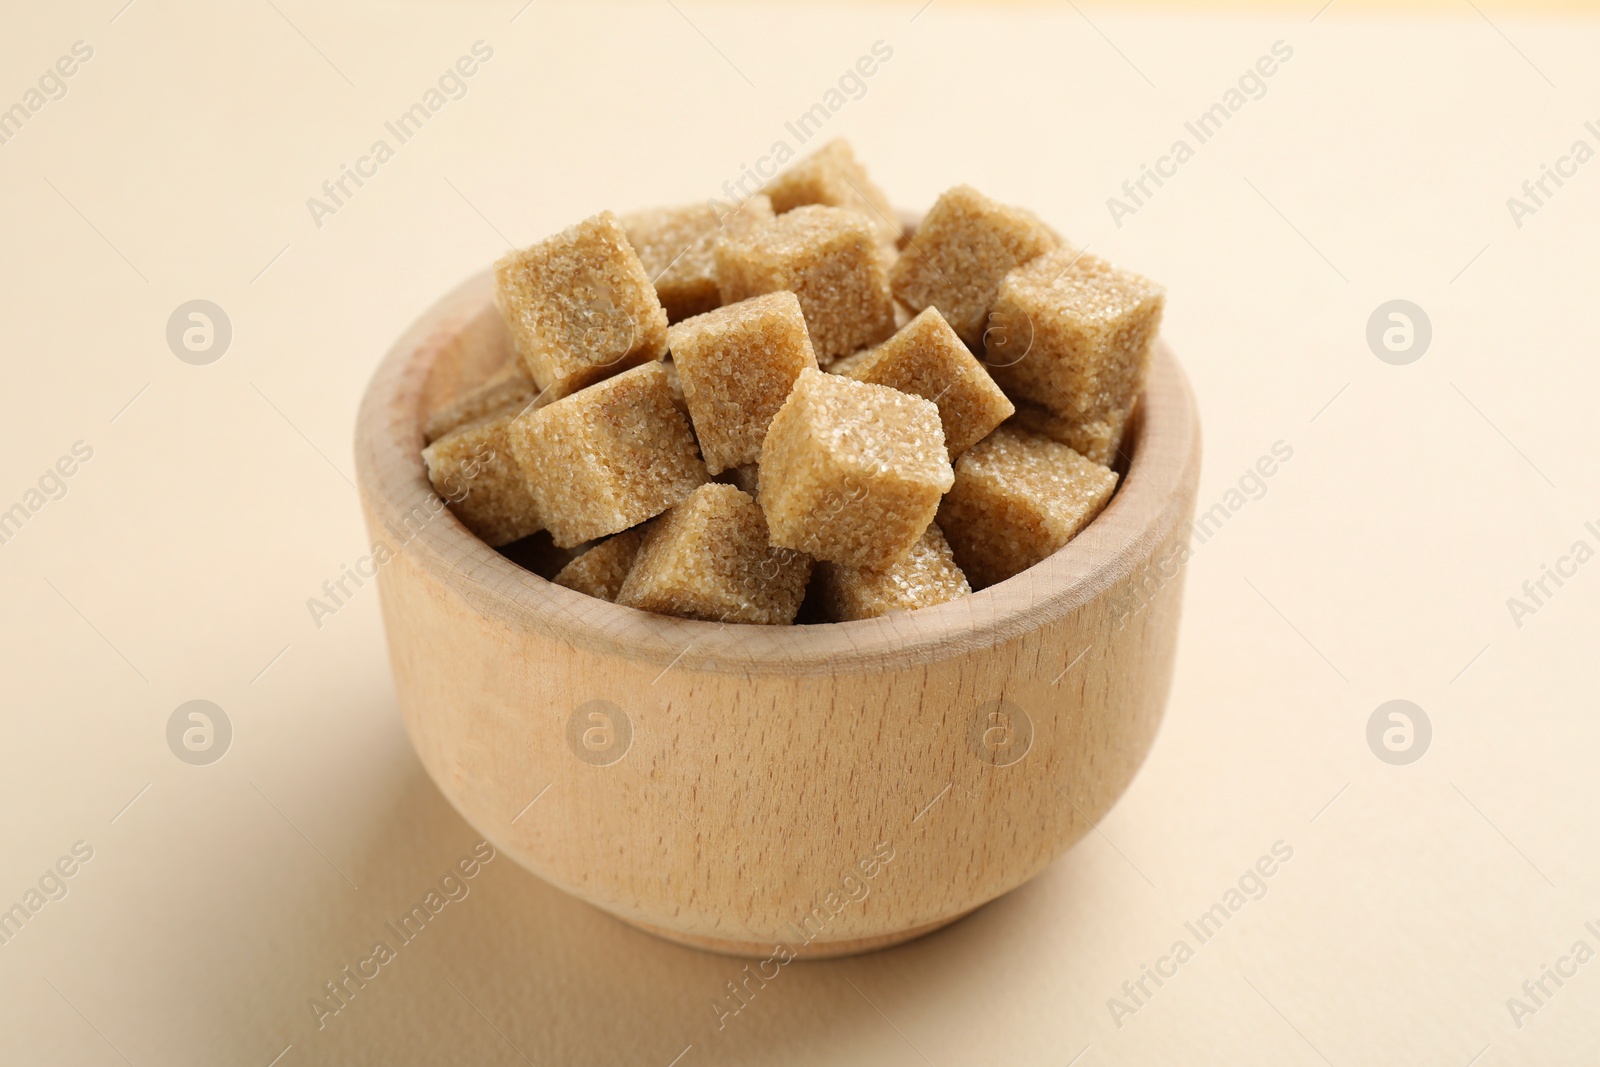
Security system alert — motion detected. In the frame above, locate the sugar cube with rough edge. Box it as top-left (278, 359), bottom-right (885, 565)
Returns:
top-left (422, 410), bottom-right (542, 548)
top-left (666, 291), bottom-right (820, 475)
top-left (983, 248), bottom-right (1164, 468)
top-left (936, 425), bottom-right (1119, 589)
top-left (759, 368), bottom-right (953, 569)
top-left (621, 196), bottom-right (775, 323)
top-left (763, 138), bottom-right (901, 248)
top-left (837, 306), bottom-right (1014, 460)
top-left (888, 184), bottom-right (1060, 348)
top-left (1005, 400), bottom-right (1134, 469)
top-left (423, 360), bottom-right (537, 444)
top-left (553, 527), bottom-right (647, 602)
top-left (493, 211), bottom-right (669, 394)
top-left (715, 205), bottom-right (896, 363)
top-left (816, 522), bottom-right (971, 622)
top-left (617, 484), bottom-right (812, 625)
top-left (508, 362), bottom-right (707, 548)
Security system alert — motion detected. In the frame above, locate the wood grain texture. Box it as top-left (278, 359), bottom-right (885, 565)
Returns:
top-left (353, 266), bottom-right (1201, 958)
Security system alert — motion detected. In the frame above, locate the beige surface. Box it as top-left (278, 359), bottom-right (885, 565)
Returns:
top-left (1, 2), bottom-right (1597, 1064)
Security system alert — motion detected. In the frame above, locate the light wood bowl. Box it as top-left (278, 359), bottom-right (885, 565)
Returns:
top-left (355, 268), bottom-right (1200, 959)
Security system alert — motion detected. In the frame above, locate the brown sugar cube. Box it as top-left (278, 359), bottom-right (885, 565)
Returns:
top-left (508, 362), bottom-right (707, 548)
top-left (1006, 400), bottom-right (1133, 469)
top-left (763, 138), bottom-right (901, 248)
top-left (553, 527), bottom-right (647, 602)
top-left (816, 522), bottom-right (971, 621)
top-left (423, 360), bottom-right (538, 443)
top-left (759, 369), bottom-right (953, 569)
top-left (617, 484), bottom-right (811, 625)
top-left (621, 196), bottom-right (775, 322)
top-left (666, 291), bottom-right (819, 475)
top-left (422, 410), bottom-right (542, 547)
top-left (888, 184), bottom-right (1060, 348)
top-left (715, 205), bottom-right (895, 363)
top-left (493, 211), bottom-right (669, 394)
top-left (937, 426), bottom-right (1118, 588)
top-left (837, 307), bottom-right (1014, 459)
top-left (983, 248), bottom-right (1164, 467)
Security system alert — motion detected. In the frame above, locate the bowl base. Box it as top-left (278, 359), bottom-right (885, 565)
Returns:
top-left (620, 909), bottom-right (977, 959)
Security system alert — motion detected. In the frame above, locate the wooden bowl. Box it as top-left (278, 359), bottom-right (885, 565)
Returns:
top-left (354, 269), bottom-right (1200, 959)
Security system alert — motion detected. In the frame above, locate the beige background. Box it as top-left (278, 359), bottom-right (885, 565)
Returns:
top-left (2, 1), bottom-right (1598, 1064)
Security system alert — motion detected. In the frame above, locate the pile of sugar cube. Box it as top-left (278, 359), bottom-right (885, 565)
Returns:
top-left (422, 139), bottom-right (1164, 625)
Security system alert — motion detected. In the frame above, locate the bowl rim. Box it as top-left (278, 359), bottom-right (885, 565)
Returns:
top-left (355, 269), bottom-right (1200, 676)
